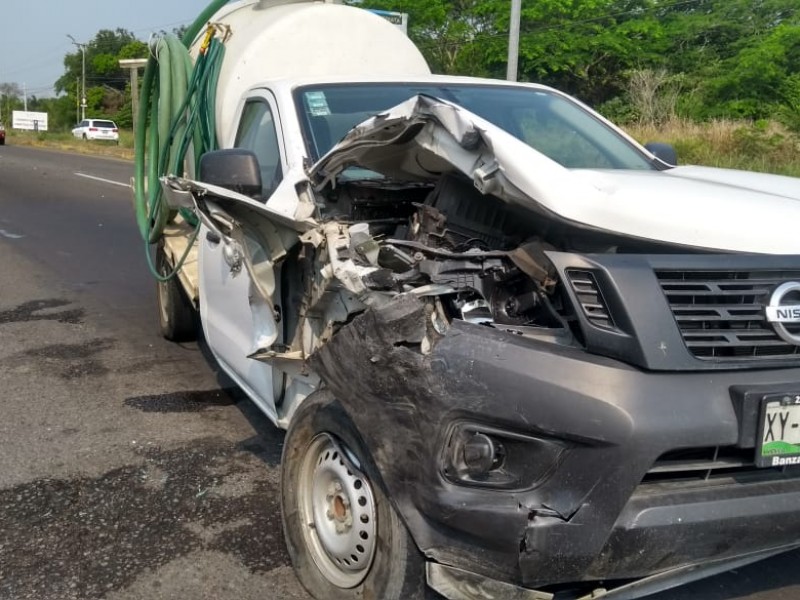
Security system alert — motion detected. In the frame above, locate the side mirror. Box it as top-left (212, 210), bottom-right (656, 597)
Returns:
top-left (644, 142), bottom-right (678, 166)
top-left (199, 149), bottom-right (263, 198)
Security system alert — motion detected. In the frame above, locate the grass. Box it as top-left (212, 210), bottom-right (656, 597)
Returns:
top-left (5, 129), bottom-right (134, 160)
top-left (624, 118), bottom-right (800, 177)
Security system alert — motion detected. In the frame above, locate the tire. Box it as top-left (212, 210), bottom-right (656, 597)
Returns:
top-left (0, 138), bottom-right (5, 146)
top-left (281, 390), bottom-right (428, 600)
top-left (155, 243), bottom-right (196, 342)
top-left (82, 134), bottom-right (88, 141)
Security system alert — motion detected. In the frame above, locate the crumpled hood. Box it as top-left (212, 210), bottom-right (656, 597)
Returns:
top-left (310, 95), bottom-right (800, 254)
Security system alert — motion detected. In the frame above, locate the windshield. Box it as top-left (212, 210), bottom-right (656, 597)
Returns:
top-left (294, 83), bottom-right (655, 171)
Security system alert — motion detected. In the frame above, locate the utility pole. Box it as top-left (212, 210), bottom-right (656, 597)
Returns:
top-left (506, 0), bottom-right (522, 82)
top-left (67, 35), bottom-right (87, 120)
top-left (119, 59), bottom-right (148, 131)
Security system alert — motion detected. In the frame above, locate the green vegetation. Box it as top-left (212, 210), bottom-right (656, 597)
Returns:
top-left (360, 0), bottom-right (800, 174)
top-left (6, 129), bottom-right (134, 160)
top-left (627, 119), bottom-right (800, 177)
top-left (0, 29), bottom-right (147, 131)
top-left (1, 2), bottom-right (798, 175)
top-left (361, 0), bottom-right (800, 125)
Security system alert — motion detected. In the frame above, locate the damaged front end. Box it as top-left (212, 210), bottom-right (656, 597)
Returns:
top-left (168, 93), bottom-right (800, 596)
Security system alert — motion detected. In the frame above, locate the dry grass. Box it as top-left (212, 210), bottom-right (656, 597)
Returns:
top-left (5, 130), bottom-right (134, 161)
top-left (624, 118), bottom-right (800, 177)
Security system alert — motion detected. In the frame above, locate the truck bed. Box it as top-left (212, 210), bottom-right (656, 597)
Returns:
top-left (162, 217), bottom-right (199, 308)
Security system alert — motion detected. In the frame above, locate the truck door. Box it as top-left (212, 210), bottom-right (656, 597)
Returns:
top-left (199, 91), bottom-right (286, 423)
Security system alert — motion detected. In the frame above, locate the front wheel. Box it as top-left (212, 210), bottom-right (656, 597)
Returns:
top-left (155, 243), bottom-right (196, 341)
top-left (281, 391), bottom-right (427, 599)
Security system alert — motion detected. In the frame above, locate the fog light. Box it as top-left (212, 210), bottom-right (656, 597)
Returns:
top-left (463, 433), bottom-right (505, 475)
top-left (443, 422), bottom-right (567, 490)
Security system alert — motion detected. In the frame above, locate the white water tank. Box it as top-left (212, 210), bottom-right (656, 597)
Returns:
top-left (191, 0), bottom-right (431, 141)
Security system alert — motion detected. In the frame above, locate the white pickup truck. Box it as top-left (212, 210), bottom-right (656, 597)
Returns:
top-left (138, 1), bottom-right (800, 599)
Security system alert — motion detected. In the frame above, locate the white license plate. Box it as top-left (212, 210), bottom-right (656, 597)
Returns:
top-left (756, 393), bottom-right (800, 467)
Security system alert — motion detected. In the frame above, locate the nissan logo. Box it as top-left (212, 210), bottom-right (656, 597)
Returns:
top-left (765, 282), bottom-right (800, 345)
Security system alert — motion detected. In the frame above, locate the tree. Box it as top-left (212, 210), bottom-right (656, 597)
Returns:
top-left (0, 83), bottom-right (21, 125)
top-left (37, 1), bottom-right (800, 128)
top-left (511, 0), bottom-right (667, 104)
top-left (56, 29), bottom-right (147, 121)
top-left (655, 0), bottom-right (799, 119)
top-left (358, 0), bottom-right (799, 117)
top-left (701, 23), bottom-right (800, 119)
top-left (353, 0), bottom-right (506, 75)
top-left (358, 0), bottom-right (667, 105)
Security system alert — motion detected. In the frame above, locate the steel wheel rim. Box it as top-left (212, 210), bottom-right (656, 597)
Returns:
top-left (298, 434), bottom-right (377, 588)
top-left (156, 266), bottom-right (169, 326)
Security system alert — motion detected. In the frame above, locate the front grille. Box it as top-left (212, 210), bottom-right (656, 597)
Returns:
top-left (642, 446), bottom-right (800, 486)
top-left (656, 270), bottom-right (800, 361)
top-left (567, 270), bottom-right (614, 329)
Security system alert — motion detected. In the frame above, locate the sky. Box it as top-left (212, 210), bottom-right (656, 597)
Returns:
top-left (0, 0), bottom-right (210, 97)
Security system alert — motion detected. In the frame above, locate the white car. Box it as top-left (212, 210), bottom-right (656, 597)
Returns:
top-left (72, 119), bottom-right (119, 143)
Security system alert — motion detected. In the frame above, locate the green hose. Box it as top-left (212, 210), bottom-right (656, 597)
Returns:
top-left (133, 0), bottom-right (230, 279)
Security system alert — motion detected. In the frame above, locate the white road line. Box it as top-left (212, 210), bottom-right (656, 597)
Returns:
top-left (0, 229), bottom-right (24, 239)
top-left (74, 172), bottom-right (130, 188)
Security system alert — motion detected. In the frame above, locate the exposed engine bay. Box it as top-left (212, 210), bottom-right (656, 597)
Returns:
top-left (167, 92), bottom-right (800, 375)
top-left (293, 159), bottom-right (695, 362)
top-left (311, 173), bottom-right (573, 346)
top-left (167, 95), bottom-right (702, 374)
top-left (162, 91), bottom-right (800, 373)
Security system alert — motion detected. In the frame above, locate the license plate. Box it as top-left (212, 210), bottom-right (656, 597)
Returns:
top-left (756, 393), bottom-right (800, 467)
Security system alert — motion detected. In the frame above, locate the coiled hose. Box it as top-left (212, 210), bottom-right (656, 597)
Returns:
top-left (133, 0), bottom-right (230, 280)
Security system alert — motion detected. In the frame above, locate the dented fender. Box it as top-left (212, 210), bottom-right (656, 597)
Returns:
top-left (309, 293), bottom-right (648, 584)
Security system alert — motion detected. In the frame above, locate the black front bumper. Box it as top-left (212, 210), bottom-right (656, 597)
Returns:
top-left (587, 475), bottom-right (800, 579)
top-left (312, 295), bottom-right (800, 589)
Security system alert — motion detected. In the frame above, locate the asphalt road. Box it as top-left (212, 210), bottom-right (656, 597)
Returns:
top-left (0, 144), bottom-right (798, 600)
top-left (0, 145), bottom-right (310, 600)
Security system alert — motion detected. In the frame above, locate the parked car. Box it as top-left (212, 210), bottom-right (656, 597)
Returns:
top-left (71, 119), bottom-right (119, 143)
top-left (0, 123), bottom-right (5, 145)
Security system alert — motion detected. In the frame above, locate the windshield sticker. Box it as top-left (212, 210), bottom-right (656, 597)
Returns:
top-left (306, 91), bottom-right (331, 117)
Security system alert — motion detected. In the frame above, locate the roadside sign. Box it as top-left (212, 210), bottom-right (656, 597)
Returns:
top-left (367, 9), bottom-right (408, 34)
top-left (12, 110), bottom-right (49, 131)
